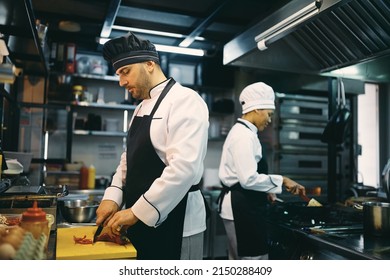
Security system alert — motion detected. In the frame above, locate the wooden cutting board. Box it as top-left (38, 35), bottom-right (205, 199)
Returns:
top-left (56, 226), bottom-right (137, 260)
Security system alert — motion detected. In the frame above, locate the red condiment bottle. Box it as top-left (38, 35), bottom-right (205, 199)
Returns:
top-left (20, 200), bottom-right (49, 241)
top-left (79, 165), bottom-right (88, 189)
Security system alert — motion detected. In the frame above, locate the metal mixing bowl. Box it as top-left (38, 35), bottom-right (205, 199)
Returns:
top-left (59, 199), bottom-right (99, 223)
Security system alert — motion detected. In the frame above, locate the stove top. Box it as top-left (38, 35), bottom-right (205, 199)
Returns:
top-left (268, 202), bottom-right (364, 229)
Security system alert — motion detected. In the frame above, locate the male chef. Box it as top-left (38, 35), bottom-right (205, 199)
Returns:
top-left (96, 32), bottom-right (209, 260)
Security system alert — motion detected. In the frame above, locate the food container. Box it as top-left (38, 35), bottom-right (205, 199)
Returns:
top-left (363, 201), bottom-right (390, 237)
top-left (104, 118), bottom-right (120, 132)
top-left (3, 151), bottom-right (33, 173)
top-left (0, 213), bottom-right (22, 227)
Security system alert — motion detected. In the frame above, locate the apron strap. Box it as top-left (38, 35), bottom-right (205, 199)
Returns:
top-left (149, 78), bottom-right (176, 117)
top-left (217, 182), bottom-right (240, 213)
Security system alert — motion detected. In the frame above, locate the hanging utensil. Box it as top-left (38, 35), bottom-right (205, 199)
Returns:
top-left (382, 158), bottom-right (390, 202)
top-left (321, 78), bottom-right (351, 144)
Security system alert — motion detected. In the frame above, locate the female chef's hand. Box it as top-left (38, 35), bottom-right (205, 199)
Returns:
top-left (282, 176), bottom-right (306, 196)
top-left (106, 208), bottom-right (139, 236)
top-left (95, 199), bottom-right (120, 227)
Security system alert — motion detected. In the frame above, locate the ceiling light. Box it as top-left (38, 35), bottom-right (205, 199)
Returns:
top-left (154, 44), bottom-right (205, 56)
top-left (112, 25), bottom-right (205, 41)
top-left (331, 66), bottom-right (359, 76)
top-left (255, 0), bottom-right (322, 51)
top-left (98, 37), bottom-right (110, 45)
top-left (98, 38), bottom-right (205, 57)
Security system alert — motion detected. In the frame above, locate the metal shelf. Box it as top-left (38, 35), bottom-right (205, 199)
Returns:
top-left (72, 73), bottom-right (119, 82)
top-left (72, 102), bottom-right (136, 111)
top-left (73, 130), bottom-right (126, 137)
top-left (46, 171), bottom-right (79, 175)
top-left (0, 0), bottom-right (49, 76)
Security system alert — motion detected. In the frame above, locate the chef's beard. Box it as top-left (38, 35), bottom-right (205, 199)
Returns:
top-left (128, 66), bottom-right (153, 100)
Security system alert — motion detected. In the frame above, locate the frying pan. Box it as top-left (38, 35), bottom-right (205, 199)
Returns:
top-left (281, 202), bottom-right (331, 221)
top-left (272, 198), bottom-right (330, 221)
top-left (321, 78), bottom-right (351, 144)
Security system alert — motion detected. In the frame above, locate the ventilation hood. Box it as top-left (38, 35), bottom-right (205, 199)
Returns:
top-left (223, 0), bottom-right (390, 82)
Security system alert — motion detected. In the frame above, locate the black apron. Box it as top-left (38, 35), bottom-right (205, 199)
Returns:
top-left (124, 78), bottom-right (190, 260)
top-left (218, 120), bottom-right (269, 257)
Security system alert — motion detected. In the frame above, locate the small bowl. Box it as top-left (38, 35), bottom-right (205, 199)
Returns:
top-left (59, 200), bottom-right (99, 223)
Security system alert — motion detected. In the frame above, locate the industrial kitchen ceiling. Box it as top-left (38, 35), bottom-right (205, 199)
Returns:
top-left (30, 0), bottom-right (292, 58)
top-left (223, 0), bottom-right (390, 82)
top-left (26, 0), bottom-right (390, 82)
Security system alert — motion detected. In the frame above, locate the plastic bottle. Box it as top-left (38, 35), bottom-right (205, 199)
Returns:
top-left (20, 201), bottom-right (50, 248)
top-left (0, 154), bottom-right (2, 178)
top-left (79, 165), bottom-right (88, 189)
top-left (87, 164), bottom-right (95, 189)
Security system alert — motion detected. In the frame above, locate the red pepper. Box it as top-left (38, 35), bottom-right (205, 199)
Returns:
top-left (73, 235), bottom-right (93, 244)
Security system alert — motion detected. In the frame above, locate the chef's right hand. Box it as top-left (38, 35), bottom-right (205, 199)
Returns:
top-left (282, 176), bottom-right (306, 196)
top-left (95, 199), bottom-right (120, 227)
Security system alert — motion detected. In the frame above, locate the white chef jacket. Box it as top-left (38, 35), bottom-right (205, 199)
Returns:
top-left (102, 79), bottom-right (209, 237)
top-left (218, 118), bottom-right (283, 220)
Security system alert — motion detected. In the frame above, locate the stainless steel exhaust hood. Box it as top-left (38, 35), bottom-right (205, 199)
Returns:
top-left (223, 0), bottom-right (390, 82)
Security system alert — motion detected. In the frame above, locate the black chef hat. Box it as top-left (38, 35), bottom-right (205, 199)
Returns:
top-left (103, 32), bottom-right (160, 71)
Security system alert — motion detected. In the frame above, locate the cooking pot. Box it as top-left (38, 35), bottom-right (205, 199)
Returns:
top-left (363, 201), bottom-right (390, 237)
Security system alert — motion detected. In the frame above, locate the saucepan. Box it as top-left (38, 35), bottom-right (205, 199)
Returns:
top-left (363, 201), bottom-right (390, 237)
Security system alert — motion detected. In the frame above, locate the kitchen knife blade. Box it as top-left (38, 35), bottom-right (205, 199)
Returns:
top-left (93, 224), bottom-right (104, 243)
top-left (93, 199), bottom-right (125, 243)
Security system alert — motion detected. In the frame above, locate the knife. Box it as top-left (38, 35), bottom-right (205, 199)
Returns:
top-left (93, 200), bottom-right (125, 243)
top-left (93, 224), bottom-right (104, 243)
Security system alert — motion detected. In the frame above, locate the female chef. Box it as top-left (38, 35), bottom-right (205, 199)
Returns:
top-left (96, 32), bottom-right (209, 260)
top-left (218, 82), bottom-right (306, 260)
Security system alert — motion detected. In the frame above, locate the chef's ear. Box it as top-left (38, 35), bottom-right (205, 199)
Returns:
top-left (144, 60), bottom-right (155, 70)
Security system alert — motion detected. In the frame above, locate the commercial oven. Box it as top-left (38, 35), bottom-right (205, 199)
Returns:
top-left (260, 93), bottom-right (332, 196)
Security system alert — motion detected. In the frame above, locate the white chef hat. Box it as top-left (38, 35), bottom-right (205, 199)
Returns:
top-left (239, 82), bottom-right (275, 114)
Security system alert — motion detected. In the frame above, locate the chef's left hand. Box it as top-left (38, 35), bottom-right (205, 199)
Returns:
top-left (267, 193), bottom-right (277, 203)
top-left (106, 208), bottom-right (139, 235)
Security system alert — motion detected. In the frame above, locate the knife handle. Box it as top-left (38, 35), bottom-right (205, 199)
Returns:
top-left (299, 193), bottom-right (311, 203)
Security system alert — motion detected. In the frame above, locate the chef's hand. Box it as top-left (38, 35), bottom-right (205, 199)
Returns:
top-left (106, 208), bottom-right (139, 236)
top-left (95, 199), bottom-right (120, 227)
top-left (267, 193), bottom-right (277, 203)
top-left (283, 176), bottom-right (306, 196)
